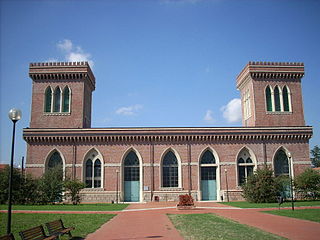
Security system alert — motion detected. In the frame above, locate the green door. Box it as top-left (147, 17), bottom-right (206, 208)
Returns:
top-left (201, 167), bottom-right (217, 201)
top-left (124, 151), bottom-right (140, 202)
top-left (124, 181), bottom-right (140, 202)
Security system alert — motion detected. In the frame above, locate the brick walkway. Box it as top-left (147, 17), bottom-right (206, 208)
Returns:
top-left (85, 202), bottom-right (320, 240)
top-left (5, 202), bottom-right (320, 239)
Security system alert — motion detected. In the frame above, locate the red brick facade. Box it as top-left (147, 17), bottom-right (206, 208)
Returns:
top-left (23, 61), bottom-right (313, 202)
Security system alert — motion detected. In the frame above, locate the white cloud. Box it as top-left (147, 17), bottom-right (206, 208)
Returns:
top-left (221, 98), bottom-right (242, 123)
top-left (204, 110), bottom-right (215, 124)
top-left (56, 39), bottom-right (94, 66)
top-left (116, 104), bottom-right (142, 116)
top-left (57, 39), bottom-right (73, 52)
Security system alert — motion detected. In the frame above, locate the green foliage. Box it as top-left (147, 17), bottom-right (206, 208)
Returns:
top-left (264, 209), bottom-right (320, 223)
top-left (294, 168), bottom-right (320, 200)
top-left (241, 167), bottom-right (282, 203)
top-left (311, 145), bottom-right (320, 167)
top-left (37, 165), bottom-right (64, 204)
top-left (0, 166), bottom-right (38, 204)
top-left (64, 179), bottom-right (86, 205)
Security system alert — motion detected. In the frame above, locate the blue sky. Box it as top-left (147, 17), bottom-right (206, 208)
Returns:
top-left (0, 0), bottom-right (319, 165)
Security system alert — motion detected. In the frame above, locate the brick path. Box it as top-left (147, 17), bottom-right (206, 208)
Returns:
top-left (5, 202), bottom-right (320, 240)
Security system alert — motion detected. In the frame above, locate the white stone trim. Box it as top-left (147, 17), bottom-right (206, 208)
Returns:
top-left (293, 161), bottom-right (312, 164)
top-left (104, 163), bottom-right (121, 167)
top-left (220, 162), bottom-right (236, 165)
top-left (26, 164), bottom-right (45, 168)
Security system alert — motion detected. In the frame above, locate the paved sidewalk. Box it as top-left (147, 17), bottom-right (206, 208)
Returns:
top-left (85, 202), bottom-right (320, 240)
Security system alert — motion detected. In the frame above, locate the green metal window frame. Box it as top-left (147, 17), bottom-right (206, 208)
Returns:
top-left (53, 87), bottom-right (61, 112)
top-left (265, 86), bottom-right (272, 111)
top-left (44, 87), bottom-right (52, 112)
top-left (274, 86), bottom-right (281, 111)
top-left (62, 86), bottom-right (70, 112)
top-left (283, 86), bottom-right (290, 111)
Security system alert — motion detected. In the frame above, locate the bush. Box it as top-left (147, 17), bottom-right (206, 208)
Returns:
top-left (295, 168), bottom-right (320, 200)
top-left (0, 166), bottom-right (39, 204)
top-left (242, 167), bottom-right (282, 203)
top-left (178, 194), bottom-right (194, 206)
top-left (37, 165), bottom-right (64, 204)
top-left (64, 179), bottom-right (86, 205)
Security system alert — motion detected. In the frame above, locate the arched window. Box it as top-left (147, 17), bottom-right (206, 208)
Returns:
top-left (62, 86), bottom-right (70, 112)
top-left (162, 151), bottom-right (178, 188)
top-left (200, 150), bottom-right (216, 164)
top-left (94, 159), bottom-right (101, 188)
top-left (53, 87), bottom-right (61, 112)
top-left (265, 86), bottom-right (272, 111)
top-left (84, 149), bottom-right (103, 188)
top-left (237, 149), bottom-right (254, 185)
top-left (274, 149), bottom-right (289, 177)
top-left (274, 86), bottom-right (281, 111)
top-left (48, 151), bottom-right (63, 169)
top-left (283, 86), bottom-right (290, 112)
top-left (124, 151), bottom-right (140, 182)
top-left (44, 87), bottom-right (52, 112)
top-left (85, 159), bottom-right (93, 188)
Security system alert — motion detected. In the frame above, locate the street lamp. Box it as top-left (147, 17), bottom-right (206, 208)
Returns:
top-left (7, 108), bottom-right (22, 234)
top-left (225, 169), bottom-right (229, 202)
top-left (116, 170), bottom-right (119, 204)
top-left (288, 153), bottom-right (294, 211)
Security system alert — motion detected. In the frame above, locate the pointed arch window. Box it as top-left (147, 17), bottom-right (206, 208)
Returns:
top-left (53, 87), bottom-right (61, 112)
top-left (62, 86), bottom-right (70, 112)
top-left (47, 151), bottom-right (63, 180)
top-left (44, 87), bottom-right (52, 112)
top-left (200, 150), bottom-right (216, 164)
top-left (124, 151), bottom-right (140, 181)
top-left (237, 149), bottom-right (254, 185)
top-left (84, 150), bottom-right (102, 188)
top-left (274, 150), bottom-right (289, 177)
top-left (162, 151), bottom-right (178, 188)
top-left (283, 86), bottom-right (290, 112)
top-left (85, 159), bottom-right (93, 188)
top-left (266, 86), bottom-right (272, 112)
top-left (274, 86), bottom-right (281, 111)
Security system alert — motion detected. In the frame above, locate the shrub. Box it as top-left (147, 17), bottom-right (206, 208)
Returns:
top-left (37, 165), bottom-right (64, 204)
top-left (294, 168), bottom-right (320, 200)
top-left (242, 167), bottom-right (281, 203)
top-left (178, 194), bottom-right (194, 206)
top-left (64, 179), bottom-right (86, 205)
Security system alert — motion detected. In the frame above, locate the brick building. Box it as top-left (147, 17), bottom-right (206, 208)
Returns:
top-left (23, 61), bottom-right (313, 202)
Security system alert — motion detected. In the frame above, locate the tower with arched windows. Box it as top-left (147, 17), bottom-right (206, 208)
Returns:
top-left (29, 62), bottom-right (95, 128)
top-left (237, 62), bottom-right (305, 127)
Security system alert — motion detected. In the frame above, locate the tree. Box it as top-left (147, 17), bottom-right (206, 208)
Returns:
top-left (294, 168), bottom-right (320, 200)
top-left (241, 167), bottom-right (282, 203)
top-left (64, 179), bottom-right (85, 205)
top-left (38, 165), bottom-right (64, 204)
top-left (311, 145), bottom-right (320, 167)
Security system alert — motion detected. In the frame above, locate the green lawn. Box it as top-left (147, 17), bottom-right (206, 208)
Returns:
top-left (0, 213), bottom-right (115, 239)
top-left (168, 213), bottom-right (286, 240)
top-left (263, 209), bottom-right (320, 223)
top-left (0, 203), bottom-right (128, 211)
top-left (221, 200), bottom-right (320, 209)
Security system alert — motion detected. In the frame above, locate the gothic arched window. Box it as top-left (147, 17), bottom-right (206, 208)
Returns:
top-left (265, 86), bottom-right (272, 112)
top-left (162, 151), bottom-right (179, 188)
top-left (237, 149), bottom-right (254, 185)
top-left (62, 86), bottom-right (70, 112)
top-left (53, 87), bottom-right (61, 112)
top-left (85, 159), bottom-right (93, 188)
top-left (274, 86), bottom-right (281, 111)
top-left (283, 86), bottom-right (290, 112)
top-left (274, 150), bottom-right (289, 177)
top-left (44, 87), bottom-right (52, 112)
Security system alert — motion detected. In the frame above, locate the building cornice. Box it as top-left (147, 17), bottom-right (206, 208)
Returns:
top-left (236, 61), bottom-right (304, 89)
top-left (23, 126), bottom-right (313, 143)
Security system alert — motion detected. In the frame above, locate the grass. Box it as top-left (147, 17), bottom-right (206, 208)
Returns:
top-left (0, 203), bottom-right (128, 211)
top-left (0, 212), bottom-right (115, 239)
top-left (168, 213), bottom-right (286, 240)
top-left (263, 208), bottom-right (320, 223)
top-left (220, 200), bottom-right (320, 209)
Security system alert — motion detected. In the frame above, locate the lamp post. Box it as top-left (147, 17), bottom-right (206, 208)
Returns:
top-left (116, 170), bottom-right (119, 204)
top-left (225, 169), bottom-right (229, 202)
top-left (288, 153), bottom-right (294, 211)
top-left (7, 108), bottom-right (22, 234)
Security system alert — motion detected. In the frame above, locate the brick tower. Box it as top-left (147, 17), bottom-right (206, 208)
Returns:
top-left (29, 62), bottom-right (95, 128)
top-left (236, 62), bottom-right (305, 127)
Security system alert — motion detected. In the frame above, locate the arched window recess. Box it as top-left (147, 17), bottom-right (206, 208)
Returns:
top-left (162, 150), bottom-right (179, 188)
top-left (237, 148), bottom-right (255, 185)
top-left (84, 149), bottom-right (103, 188)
